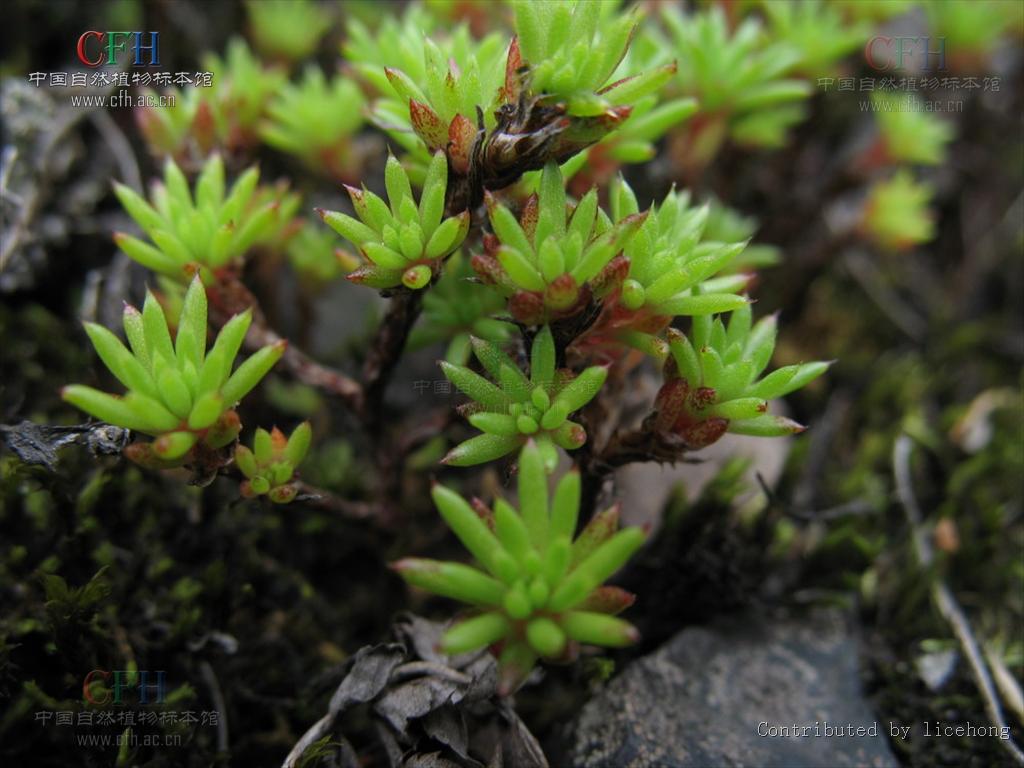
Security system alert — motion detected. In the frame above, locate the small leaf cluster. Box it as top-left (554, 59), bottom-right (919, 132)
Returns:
top-left (357, 19), bottom-right (505, 158)
top-left (570, 91), bottom-right (697, 188)
top-left (661, 6), bottom-right (811, 153)
top-left (199, 38), bottom-right (288, 153)
top-left (703, 200), bottom-right (780, 271)
top-left (760, 0), bottom-right (870, 78)
top-left (870, 91), bottom-right (954, 167)
top-left (440, 326), bottom-right (606, 471)
top-left (393, 441), bottom-right (645, 695)
top-left (246, 0), bottom-right (332, 64)
top-left (408, 253), bottom-right (515, 365)
top-left (834, 0), bottom-right (914, 22)
top-left (344, 1), bottom-right (685, 203)
top-left (236, 422), bottom-right (312, 504)
top-left (135, 87), bottom-right (205, 163)
top-left (512, 0), bottom-right (677, 118)
top-left (137, 38), bottom-right (286, 161)
top-left (474, 161), bottom-right (644, 325)
top-left (575, 179), bottom-right (750, 360)
top-left (261, 66), bottom-right (366, 181)
top-left (287, 222), bottom-right (354, 288)
top-left (650, 305), bottom-right (829, 449)
top-left (536, 28), bottom-right (697, 191)
top-left (861, 171), bottom-right (935, 252)
top-left (114, 155), bottom-right (296, 281)
top-left (343, 6), bottom-right (442, 98)
top-left (344, 7), bottom-right (496, 179)
top-left (63, 277), bottom-right (285, 466)
top-left (318, 152), bottom-right (469, 290)
top-left (344, 5), bottom-right (528, 192)
top-left (924, 0), bottom-right (1017, 63)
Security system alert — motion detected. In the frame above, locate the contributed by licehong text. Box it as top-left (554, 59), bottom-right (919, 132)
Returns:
top-left (756, 719), bottom-right (1012, 742)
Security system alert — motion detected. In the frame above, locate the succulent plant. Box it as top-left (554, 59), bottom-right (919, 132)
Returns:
top-left (261, 66), bottom-right (366, 181)
top-left (63, 276), bottom-right (285, 466)
top-left (760, 0), bottom-right (870, 78)
top-left (343, 5), bottom-right (442, 98)
top-left (235, 422), bottom-right (312, 503)
top-left (703, 200), bottom-right (780, 271)
top-left (835, 0), bottom-right (914, 22)
top-left (440, 325), bottom-right (606, 471)
top-left (512, 0), bottom-right (676, 118)
top-left (571, 179), bottom-right (749, 361)
top-left (113, 155), bottom-right (296, 281)
top-left (349, 11), bottom-right (505, 154)
top-left (861, 171), bottom-right (935, 252)
top-left (649, 305), bottom-right (829, 449)
top-left (393, 441), bottom-right (645, 694)
top-left (869, 91), bottom-right (954, 167)
top-left (287, 221), bottom-right (354, 287)
top-left (317, 151), bottom-right (469, 290)
top-left (252, 180), bottom-right (304, 252)
top-left (359, 2), bottom-right (682, 207)
top-left (567, 92), bottom-right (698, 191)
top-left (344, 6), bottom-right (505, 185)
top-left (473, 161), bottom-right (644, 324)
top-left (199, 37), bottom-right (288, 153)
top-left (134, 86), bottom-right (205, 162)
top-left (924, 0), bottom-right (1016, 66)
top-left (408, 253), bottom-right (516, 365)
top-left (136, 38), bottom-right (287, 161)
top-left (661, 6), bottom-right (811, 164)
top-left (246, 0), bottom-right (333, 64)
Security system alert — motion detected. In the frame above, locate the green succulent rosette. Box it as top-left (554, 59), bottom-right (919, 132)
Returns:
top-left (393, 441), bottom-right (645, 694)
top-left (63, 276), bottom-right (284, 466)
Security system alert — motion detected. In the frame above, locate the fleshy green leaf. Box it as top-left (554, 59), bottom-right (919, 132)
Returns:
top-left (550, 527), bottom-right (646, 611)
top-left (552, 366), bottom-right (607, 414)
top-left (550, 469), bottom-right (580, 540)
top-left (284, 421), bottom-right (313, 466)
top-left (419, 151), bottom-right (448, 238)
top-left (220, 341), bottom-right (286, 405)
top-left (561, 611), bottom-right (638, 647)
top-left (443, 433), bottom-right (522, 467)
top-left (432, 483), bottom-right (514, 580)
top-left (518, 441), bottom-right (549, 546)
top-left (441, 612), bottom-right (510, 655)
top-left (384, 153), bottom-right (414, 216)
top-left (526, 617), bottom-right (566, 657)
top-left (530, 327), bottom-right (556, 388)
top-left (82, 322), bottom-right (156, 398)
top-left (394, 558), bottom-right (505, 606)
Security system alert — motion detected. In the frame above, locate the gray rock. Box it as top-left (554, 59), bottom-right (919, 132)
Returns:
top-left (616, 430), bottom-right (792, 530)
top-left (570, 610), bottom-right (898, 768)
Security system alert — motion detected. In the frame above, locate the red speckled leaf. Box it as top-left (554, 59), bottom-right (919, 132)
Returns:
top-left (519, 194), bottom-right (539, 241)
top-left (409, 99), bottom-right (448, 150)
top-left (689, 386), bottom-right (716, 412)
top-left (470, 252), bottom-right (509, 287)
top-left (509, 290), bottom-right (546, 325)
top-left (590, 254), bottom-right (629, 298)
top-left (679, 417), bottom-right (728, 450)
top-left (577, 586), bottom-right (636, 615)
top-left (447, 113), bottom-right (477, 175)
top-left (502, 36), bottom-right (524, 102)
top-left (545, 273), bottom-right (580, 311)
top-left (653, 379), bottom-right (690, 433)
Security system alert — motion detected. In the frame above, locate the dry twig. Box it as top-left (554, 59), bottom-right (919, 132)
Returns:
top-left (893, 434), bottom-right (1024, 765)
